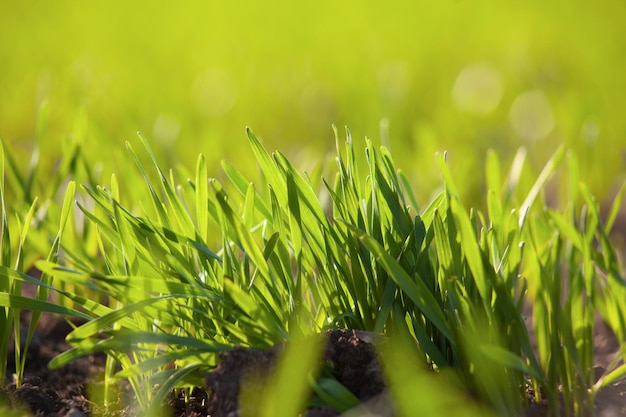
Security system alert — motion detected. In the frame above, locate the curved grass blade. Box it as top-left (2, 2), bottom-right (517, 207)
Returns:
top-left (479, 344), bottom-right (541, 379)
top-left (145, 363), bottom-right (204, 417)
top-left (520, 145), bottom-right (566, 221)
top-left (308, 375), bottom-right (361, 413)
top-left (0, 293), bottom-right (90, 319)
top-left (605, 181), bottom-right (626, 234)
top-left (246, 127), bottom-right (287, 206)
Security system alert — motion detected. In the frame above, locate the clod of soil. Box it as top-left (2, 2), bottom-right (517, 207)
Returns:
top-left (204, 329), bottom-right (387, 417)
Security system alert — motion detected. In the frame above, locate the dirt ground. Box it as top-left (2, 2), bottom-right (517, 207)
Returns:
top-left (1, 322), bottom-right (389, 417)
top-left (1, 314), bottom-right (625, 417)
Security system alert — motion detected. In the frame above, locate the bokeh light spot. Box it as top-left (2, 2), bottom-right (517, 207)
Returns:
top-left (508, 90), bottom-right (554, 140)
top-left (451, 64), bottom-right (503, 115)
top-left (153, 114), bottom-right (181, 146)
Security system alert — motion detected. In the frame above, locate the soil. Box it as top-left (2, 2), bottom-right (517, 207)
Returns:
top-left (204, 329), bottom-right (386, 417)
top-left (1, 313), bottom-right (625, 417)
top-left (1, 316), bottom-right (391, 417)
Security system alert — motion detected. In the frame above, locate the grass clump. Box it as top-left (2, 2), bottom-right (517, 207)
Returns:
top-left (1, 126), bottom-right (625, 416)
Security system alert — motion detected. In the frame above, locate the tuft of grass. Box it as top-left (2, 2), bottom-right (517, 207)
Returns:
top-left (1, 126), bottom-right (625, 416)
top-left (0, 137), bottom-right (89, 388)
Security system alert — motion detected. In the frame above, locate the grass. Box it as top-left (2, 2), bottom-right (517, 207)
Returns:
top-left (1, 125), bottom-right (625, 416)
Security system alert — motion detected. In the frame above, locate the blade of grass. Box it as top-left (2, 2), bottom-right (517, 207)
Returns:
top-left (195, 154), bottom-right (208, 242)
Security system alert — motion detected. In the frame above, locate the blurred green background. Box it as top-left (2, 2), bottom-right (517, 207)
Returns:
top-left (1, 0), bottom-right (625, 205)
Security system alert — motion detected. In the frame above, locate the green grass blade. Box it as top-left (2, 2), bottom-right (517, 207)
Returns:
top-left (145, 364), bottom-right (204, 417)
top-left (520, 145), bottom-right (566, 217)
top-left (449, 198), bottom-right (491, 306)
top-left (221, 159), bottom-right (273, 221)
top-left (195, 154), bottom-right (208, 242)
top-left (211, 180), bottom-right (270, 278)
top-left (0, 293), bottom-right (91, 319)
top-left (286, 171), bottom-right (303, 257)
top-left (137, 132), bottom-right (196, 235)
top-left (485, 149), bottom-right (502, 197)
top-left (479, 344), bottom-right (541, 379)
top-left (113, 350), bottom-right (212, 381)
top-left (243, 182), bottom-right (256, 230)
top-left (246, 127), bottom-right (287, 205)
top-left (65, 296), bottom-right (179, 341)
top-left (605, 180), bottom-right (626, 234)
top-left (125, 141), bottom-right (172, 228)
top-left (435, 152), bottom-right (460, 199)
top-left (309, 376), bottom-right (361, 413)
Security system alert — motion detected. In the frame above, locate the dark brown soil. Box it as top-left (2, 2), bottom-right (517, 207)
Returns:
top-left (1, 313), bottom-right (625, 417)
top-left (204, 329), bottom-right (387, 417)
top-left (1, 317), bottom-right (389, 417)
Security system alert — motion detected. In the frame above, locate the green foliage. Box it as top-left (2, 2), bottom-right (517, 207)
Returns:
top-left (0, 127), bottom-right (625, 416)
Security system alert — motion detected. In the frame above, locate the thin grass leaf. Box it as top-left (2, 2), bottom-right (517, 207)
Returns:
top-left (14, 198), bottom-right (38, 271)
top-left (449, 198), bottom-right (491, 305)
top-left (373, 279), bottom-right (397, 333)
top-left (399, 170), bottom-right (420, 212)
top-left (435, 152), bottom-right (460, 199)
top-left (380, 146), bottom-right (407, 208)
top-left (211, 181), bottom-right (270, 278)
top-left (479, 344), bottom-right (542, 379)
top-left (145, 364), bottom-right (204, 417)
top-left (0, 139), bottom-right (8, 266)
top-left (286, 171), bottom-right (303, 257)
top-left (138, 132), bottom-right (196, 235)
top-left (52, 330), bottom-right (228, 370)
top-left (485, 149), bottom-right (502, 197)
top-left (274, 151), bottom-right (328, 245)
top-left (547, 210), bottom-right (583, 252)
top-left (113, 349), bottom-right (214, 381)
top-left (38, 262), bottom-right (221, 299)
top-left (0, 293), bottom-right (91, 319)
top-left (222, 159), bottom-right (273, 221)
top-left (125, 141), bottom-right (172, 228)
top-left (506, 148), bottom-right (527, 196)
top-left (243, 182), bottom-right (256, 230)
top-left (308, 375), bottom-right (361, 413)
top-left (102, 329), bottom-right (231, 351)
top-left (520, 145), bottom-right (566, 219)
top-left (605, 181), bottom-right (626, 234)
top-left (247, 127), bottom-right (288, 205)
top-left (223, 280), bottom-right (281, 337)
top-left (65, 296), bottom-right (181, 342)
top-left (195, 154), bottom-right (208, 242)
top-left (421, 191), bottom-right (447, 228)
top-left (487, 189), bottom-right (503, 236)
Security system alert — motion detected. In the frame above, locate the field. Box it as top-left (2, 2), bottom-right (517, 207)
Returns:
top-left (1, 1), bottom-right (626, 416)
